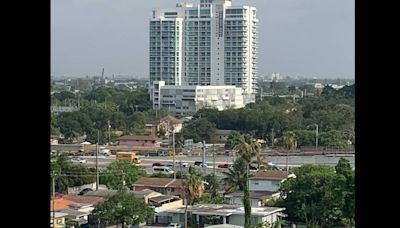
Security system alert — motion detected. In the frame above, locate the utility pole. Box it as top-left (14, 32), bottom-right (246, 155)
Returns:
top-left (96, 130), bottom-right (99, 190)
top-left (286, 148), bottom-right (289, 175)
top-left (202, 140), bottom-right (206, 173)
top-left (172, 128), bottom-right (176, 179)
top-left (213, 144), bottom-right (216, 176)
top-left (315, 124), bottom-right (319, 151)
top-left (122, 170), bottom-right (126, 187)
top-left (108, 120), bottom-right (111, 145)
top-left (271, 129), bottom-right (275, 147)
top-left (52, 171), bottom-right (56, 227)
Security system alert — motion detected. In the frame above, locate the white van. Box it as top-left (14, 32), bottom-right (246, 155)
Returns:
top-left (153, 166), bottom-right (174, 174)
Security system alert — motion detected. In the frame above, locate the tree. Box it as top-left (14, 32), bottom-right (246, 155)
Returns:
top-left (226, 134), bottom-right (260, 228)
top-left (181, 117), bottom-right (216, 143)
top-left (183, 166), bottom-right (205, 206)
top-left (280, 164), bottom-right (347, 227)
top-left (204, 173), bottom-right (219, 198)
top-left (319, 130), bottom-right (349, 149)
top-left (92, 190), bottom-right (154, 227)
top-left (283, 131), bottom-right (297, 174)
top-left (51, 154), bottom-right (95, 193)
top-left (335, 158), bottom-right (355, 227)
top-left (222, 157), bottom-right (248, 192)
top-left (225, 131), bottom-right (242, 149)
top-left (102, 160), bottom-right (146, 190)
top-left (182, 166), bottom-right (205, 228)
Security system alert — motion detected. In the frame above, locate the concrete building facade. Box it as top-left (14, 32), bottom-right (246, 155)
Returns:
top-left (152, 80), bottom-right (245, 116)
top-left (149, 0), bottom-right (258, 106)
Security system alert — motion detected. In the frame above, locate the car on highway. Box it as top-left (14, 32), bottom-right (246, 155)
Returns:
top-left (153, 166), bottom-right (174, 174)
top-left (194, 161), bottom-right (203, 166)
top-left (167, 222), bottom-right (181, 228)
top-left (70, 157), bottom-right (87, 164)
top-left (152, 162), bottom-right (163, 167)
top-left (217, 163), bottom-right (229, 168)
top-left (249, 165), bottom-right (258, 171)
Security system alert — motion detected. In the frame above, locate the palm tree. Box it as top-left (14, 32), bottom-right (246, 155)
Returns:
top-left (283, 131), bottom-right (297, 175)
top-left (230, 134), bottom-right (260, 228)
top-left (183, 166), bottom-right (205, 227)
top-left (222, 157), bottom-right (248, 192)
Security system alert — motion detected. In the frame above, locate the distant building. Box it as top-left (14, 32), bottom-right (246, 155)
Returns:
top-left (118, 135), bottom-right (161, 147)
top-left (51, 106), bottom-right (80, 114)
top-left (152, 80), bottom-right (247, 116)
top-left (314, 83), bottom-right (324, 89)
top-left (210, 129), bottom-right (234, 143)
top-left (271, 72), bottom-right (281, 82)
top-left (149, 0), bottom-right (258, 96)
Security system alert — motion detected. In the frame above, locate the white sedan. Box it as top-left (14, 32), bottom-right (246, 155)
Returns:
top-left (167, 223), bottom-right (181, 228)
top-left (70, 157), bottom-right (87, 164)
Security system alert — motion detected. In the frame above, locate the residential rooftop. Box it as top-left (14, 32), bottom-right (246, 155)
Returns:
top-left (164, 204), bottom-right (285, 217)
top-left (249, 170), bottom-right (289, 181)
top-left (133, 177), bottom-right (182, 188)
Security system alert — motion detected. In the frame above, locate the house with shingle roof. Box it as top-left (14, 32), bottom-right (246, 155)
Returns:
top-left (132, 177), bottom-right (182, 196)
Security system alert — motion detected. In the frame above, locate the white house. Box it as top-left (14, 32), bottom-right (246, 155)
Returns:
top-left (248, 170), bottom-right (291, 192)
top-left (163, 204), bottom-right (286, 227)
top-left (224, 191), bottom-right (280, 207)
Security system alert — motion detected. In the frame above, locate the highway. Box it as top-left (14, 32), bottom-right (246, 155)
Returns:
top-left (79, 154), bottom-right (355, 175)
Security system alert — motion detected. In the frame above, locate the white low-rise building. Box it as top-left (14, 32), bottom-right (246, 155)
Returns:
top-left (152, 80), bottom-right (250, 116)
top-left (163, 204), bottom-right (286, 227)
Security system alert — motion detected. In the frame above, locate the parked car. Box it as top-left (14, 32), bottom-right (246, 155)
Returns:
top-left (194, 161), bottom-right (203, 166)
top-left (167, 223), bottom-right (181, 228)
top-left (70, 157), bottom-right (87, 164)
top-left (249, 165), bottom-right (258, 171)
top-left (152, 163), bottom-right (162, 167)
top-left (218, 163), bottom-right (229, 168)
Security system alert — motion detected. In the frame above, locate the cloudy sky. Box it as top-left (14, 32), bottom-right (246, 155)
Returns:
top-left (51, 0), bottom-right (354, 79)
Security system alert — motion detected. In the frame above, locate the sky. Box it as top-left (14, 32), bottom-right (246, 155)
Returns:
top-left (51, 0), bottom-right (354, 79)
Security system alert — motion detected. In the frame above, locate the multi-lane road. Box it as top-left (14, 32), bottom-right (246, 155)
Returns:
top-left (79, 154), bottom-right (355, 175)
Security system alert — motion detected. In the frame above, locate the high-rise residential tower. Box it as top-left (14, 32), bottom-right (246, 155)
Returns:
top-left (149, 0), bottom-right (258, 100)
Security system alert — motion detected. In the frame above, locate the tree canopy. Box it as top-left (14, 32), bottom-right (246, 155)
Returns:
top-left (92, 190), bottom-right (154, 227)
top-left (101, 160), bottom-right (146, 190)
top-left (279, 160), bottom-right (354, 227)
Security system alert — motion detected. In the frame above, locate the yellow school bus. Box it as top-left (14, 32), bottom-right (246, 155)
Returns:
top-left (116, 152), bottom-right (141, 164)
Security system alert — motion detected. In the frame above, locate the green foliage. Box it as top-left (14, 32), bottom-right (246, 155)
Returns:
top-left (199, 193), bottom-right (227, 204)
top-left (280, 162), bottom-right (354, 227)
top-left (223, 133), bottom-right (259, 228)
top-left (336, 158), bottom-right (355, 226)
top-left (293, 130), bottom-right (316, 147)
top-left (283, 131), bottom-right (297, 151)
top-left (183, 166), bottom-right (205, 205)
top-left (51, 154), bottom-right (95, 193)
top-left (102, 160), bottom-right (146, 190)
top-left (222, 157), bottom-right (248, 192)
top-left (181, 117), bottom-right (216, 143)
top-left (191, 86), bottom-right (353, 148)
top-left (92, 190), bottom-right (154, 227)
top-left (319, 130), bottom-right (349, 149)
top-left (225, 131), bottom-right (242, 149)
top-left (51, 87), bottom-right (164, 143)
top-left (204, 174), bottom-right (219, 197)
top-left (53, 91), bottom-right (76, 101)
